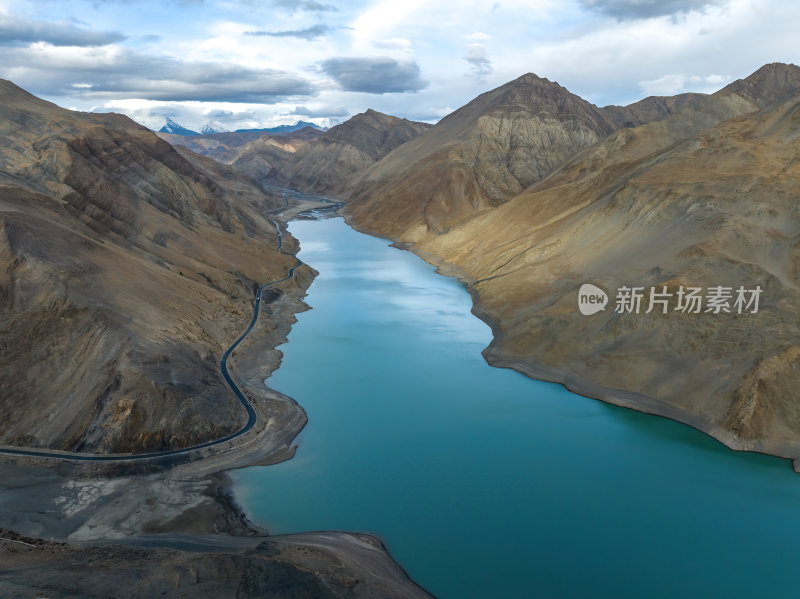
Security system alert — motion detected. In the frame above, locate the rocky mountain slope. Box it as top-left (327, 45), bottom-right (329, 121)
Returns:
top-left (601, 92), bottom-right (706, 128)
top-left (344, 62), bottom-right (800, 462)
top-left (0, 79), bottom-right (299, 453)
top-left (344, 73), bottom-right (629, 238)
top-left (227, 137), bottom-right (296, 187)
top-left (243, 109), bottom-right (431, 194)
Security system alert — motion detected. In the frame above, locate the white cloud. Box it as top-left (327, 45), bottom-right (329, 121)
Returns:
top-left (0, 13), bottom-right (125, 46)
top-left (579, 0), bottom-right (728, 20)
top-left (372, 37), bottom-right (413, 51)
top-left (0, 42), bottom-right (314, 102)
top-left (637, 72), bottom-right (732, 96)
top-left (510, 0), bottom-right (800, 106)
top-left (2, 0), bottom-right (799, 130)
top-left (464, 43), bottom-right (493, 82)
top-left (704, 73), bottom-right (726, 85)
top-left (349, 0), bottom-right (428, 51)
top-left (638, 73), bottom-right (690, 96)
top-left (100, 98), bottom-right (334, 130)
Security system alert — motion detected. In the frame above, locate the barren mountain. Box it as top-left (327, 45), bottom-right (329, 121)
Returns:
top-left (157, 126), bottom-right (322, 164)
top-left (345, 67), bottom-right (800, 242)
top-left (250, 109), bottom-right (431, 194)
top-left (229, 137), bottom-right (295, 188)
top-left (344, 73), bottom-right (630, 237)
top-left (0, 79), bottom-right (300, 453)
top-left (601, 92), bottom-right (706, 128)
top-left (345, 62), bottom-right (800, 463)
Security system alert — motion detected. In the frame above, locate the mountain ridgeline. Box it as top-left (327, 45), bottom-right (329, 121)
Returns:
top-left (342, 74), bottom-right (714, 239)
top-left (234, 109), bottom-right (432, 194)
top-left (157, 126), bottom-right (323, 165)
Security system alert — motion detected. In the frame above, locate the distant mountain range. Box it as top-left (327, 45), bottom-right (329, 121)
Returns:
top-left (235, 120), bottom-right (325, 134)
top-left (233, 109), bottom-right (432, 193)
top-left (157, 118), bottom-right (325, 137)
top-left (156, 126), bottom-right (324, 164)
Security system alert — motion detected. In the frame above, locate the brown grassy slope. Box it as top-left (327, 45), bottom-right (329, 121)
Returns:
top-left (0, 80), bottom-right (296, 453)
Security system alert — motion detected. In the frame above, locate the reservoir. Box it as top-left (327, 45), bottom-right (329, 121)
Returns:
top-left (231, 215), bottom-right (800, 599)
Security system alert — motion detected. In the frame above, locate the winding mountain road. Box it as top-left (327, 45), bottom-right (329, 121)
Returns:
top-left (0, 191), bottom-right (341, 463)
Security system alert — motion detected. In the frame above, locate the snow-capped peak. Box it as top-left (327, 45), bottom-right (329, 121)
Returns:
top-left (158, 118), bottom-right (200, 136)
top-left (201, 121), bottom-right (229, 135)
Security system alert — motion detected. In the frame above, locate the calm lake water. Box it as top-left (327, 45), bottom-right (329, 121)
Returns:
top-left (231, 216), bottom-right (800, 599)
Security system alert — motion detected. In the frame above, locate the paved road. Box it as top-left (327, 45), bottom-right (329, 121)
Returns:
top-left (0, 261), bottom-right (304, 462)
top-left (0, 190), bottom-right (341, 463)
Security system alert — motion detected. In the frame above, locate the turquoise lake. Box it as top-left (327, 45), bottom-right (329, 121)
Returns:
top-left (231, 215), bottom-right (800, 598)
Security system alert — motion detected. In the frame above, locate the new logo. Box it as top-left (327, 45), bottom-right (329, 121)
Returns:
top-left (578, 283), bottom-right (608, 315)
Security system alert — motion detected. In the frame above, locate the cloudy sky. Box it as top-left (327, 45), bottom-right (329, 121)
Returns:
top-left (1, 0), bottom-right (798, 131)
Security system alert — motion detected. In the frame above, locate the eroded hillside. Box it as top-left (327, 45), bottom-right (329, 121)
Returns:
top-left (0, 80), bottom-right (299, 453)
